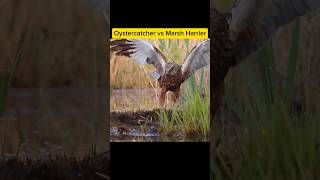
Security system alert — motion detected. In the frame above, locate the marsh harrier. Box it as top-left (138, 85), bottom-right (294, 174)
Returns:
top-left (110, 39), bottom-right (210, 105)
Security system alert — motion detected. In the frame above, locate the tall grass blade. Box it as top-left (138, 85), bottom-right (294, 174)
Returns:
top-left (285, 19), bottom-right (300, 107)
top-left (258, 39), bottom-right (278, 107)
top-left (0, 29), bottom-right (26, 115)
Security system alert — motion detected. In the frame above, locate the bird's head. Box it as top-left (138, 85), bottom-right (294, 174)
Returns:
top-left (165, 63), bottom-right (181, 75)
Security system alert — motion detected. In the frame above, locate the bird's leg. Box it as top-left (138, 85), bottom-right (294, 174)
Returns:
top-left (171, 87), bottom-right (180, 104)
top-left (159, 87), bottom-right (167, 106)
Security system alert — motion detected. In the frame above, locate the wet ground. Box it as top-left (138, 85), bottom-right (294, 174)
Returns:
top-left (111, 88), bottom-right (207, 142)
top-left (110, 110), bottom-right (161, 142)
top-left (111, 88), bottom-right (168, 142)
top-left (1, 87), bottom-right (107, 158)
top-left (0, 152), bottom-right (109, 180)
top-left (110, 110), bottom-right (188, 142)
top-left (110, 110), bottom-right (208, 142)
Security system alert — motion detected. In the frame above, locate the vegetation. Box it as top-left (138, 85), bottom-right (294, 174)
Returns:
top-left (157, 68), bottom-right (210, 140)
top-left (0, 0), bottom-right (108, 178)
top-left (111, 39), bottom-right (210, 140)
top-left (212, 15), bottom-right (320, 179)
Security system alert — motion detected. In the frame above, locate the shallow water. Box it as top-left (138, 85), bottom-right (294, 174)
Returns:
top-left (110, 126), bottom-right (161, 142)
top-left (111, 88), bottom-right (209, 142)
top-left (110, 109), bottom-right (207, 142)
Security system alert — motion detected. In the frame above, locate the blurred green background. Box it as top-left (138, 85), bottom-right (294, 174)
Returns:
top-left (212, 0), bottom-right (320, 179)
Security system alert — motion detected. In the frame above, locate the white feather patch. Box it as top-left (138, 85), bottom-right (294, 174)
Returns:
top-left (148, 71), bottom-right (161, 80)
top-left (128, 39), bottom-right (156, 66)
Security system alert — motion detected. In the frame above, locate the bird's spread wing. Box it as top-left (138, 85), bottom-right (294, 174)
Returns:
top-left (181, 39), bottom-right (210, 81)
top-left (110, 39), bottom-right (167, 74)
top-left (229, 0), bottom-right (320, 64)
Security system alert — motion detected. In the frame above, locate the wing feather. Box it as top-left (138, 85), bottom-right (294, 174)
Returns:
top-left (110, 39), bottom-right (167, 74)
top-left (181, 39), bottom-right (210, 81)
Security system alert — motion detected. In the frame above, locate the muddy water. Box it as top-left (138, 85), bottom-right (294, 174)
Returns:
top-left (110, 110), bottom-right (180, 142)
top-left (1, 87), bottom-right (107, 158)
top-left (111, 88), bottom-right (209, 142)
top-left (111, 89), bottom-right (170, 142)
top-left (110, 110), bottom-right (207, 142)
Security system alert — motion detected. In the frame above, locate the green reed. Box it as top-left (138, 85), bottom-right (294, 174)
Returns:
top-left (212, 19), bottom-right (320, 179)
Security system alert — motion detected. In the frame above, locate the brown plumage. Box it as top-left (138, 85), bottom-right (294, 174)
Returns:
top-left (110, 39), bottom-right (209, 105)
top-left (158, 62), bottom-right (184, 105)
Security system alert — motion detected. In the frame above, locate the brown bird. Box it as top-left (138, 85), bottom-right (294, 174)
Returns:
top-left (211, 0), bottom-right (320, 122)
top-left (110, 39), bottom-right (209, 105)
